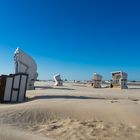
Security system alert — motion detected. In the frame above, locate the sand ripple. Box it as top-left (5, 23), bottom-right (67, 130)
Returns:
top-left (0, 109), bottom-right (140, 140)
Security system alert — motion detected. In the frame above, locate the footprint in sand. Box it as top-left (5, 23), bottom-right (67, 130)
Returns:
top-left (132, 99), bottom-right (139, 102)
top-left (128, 97), bottom-right (139, 102)
top-left (111, 100), bottom-right (119, 103)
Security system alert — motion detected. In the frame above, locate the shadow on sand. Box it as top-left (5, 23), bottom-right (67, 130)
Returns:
top-left (128, 88), bottom-right (140, 90)
top-left (0, 95), bottom-right (106, 105)
top-left (35, 86), bottom-right (75, 90)
top-left (27, 95), bottom-right (106, 101)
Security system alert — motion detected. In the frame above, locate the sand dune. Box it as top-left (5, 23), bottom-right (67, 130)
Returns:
top-left (0, 82), bottom-right (140, 140)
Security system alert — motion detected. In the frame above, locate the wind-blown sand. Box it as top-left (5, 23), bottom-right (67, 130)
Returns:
top-left (0, 81), bottom-right (140, 140)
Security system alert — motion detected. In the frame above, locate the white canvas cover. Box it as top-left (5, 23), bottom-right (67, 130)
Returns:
top-left (14, 48), bottom-right (38, 90)
top-left (4, 77), bottom-right (13, 101)
top-left (18, 75), bottom-right (28, 101)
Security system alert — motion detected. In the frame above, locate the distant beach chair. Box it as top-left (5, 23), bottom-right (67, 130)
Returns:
top-left (111, 71), bottom-right (128, 89)
top-left (0, 73), bottom-right (28, 102)
top-left (14, 48), bottom-right (38, 90)
top-left (91, 73), bottom-right (102, 88)
top-left (53, 74), bottom-right (63, 86)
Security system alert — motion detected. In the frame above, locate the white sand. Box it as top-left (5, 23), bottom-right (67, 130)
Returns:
top-left (0, 81), bottom-right (140, 140)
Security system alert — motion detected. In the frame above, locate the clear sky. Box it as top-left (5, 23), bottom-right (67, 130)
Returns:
top-left (0, 0), bottom-right (140, 80)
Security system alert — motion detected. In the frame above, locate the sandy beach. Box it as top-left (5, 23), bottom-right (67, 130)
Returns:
top-left (1, 0), bottom-right (140, 139)
top-left (0, 81), bottom-right (140, 140)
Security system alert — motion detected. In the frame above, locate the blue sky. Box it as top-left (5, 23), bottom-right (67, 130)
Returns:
top-left (0, 0), bottom-right (140, 80)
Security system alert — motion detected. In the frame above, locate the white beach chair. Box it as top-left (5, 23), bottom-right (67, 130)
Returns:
top-left (111, 71), bottom-right (128, 89)
top-left (91, 73), bottom-right (102, 88)
top-left (53, 74), bottom-right (63, 86)
top-left (14, 48), bottom-right (38, 90)
top-left (0, 73), bottom-right (28, 102)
